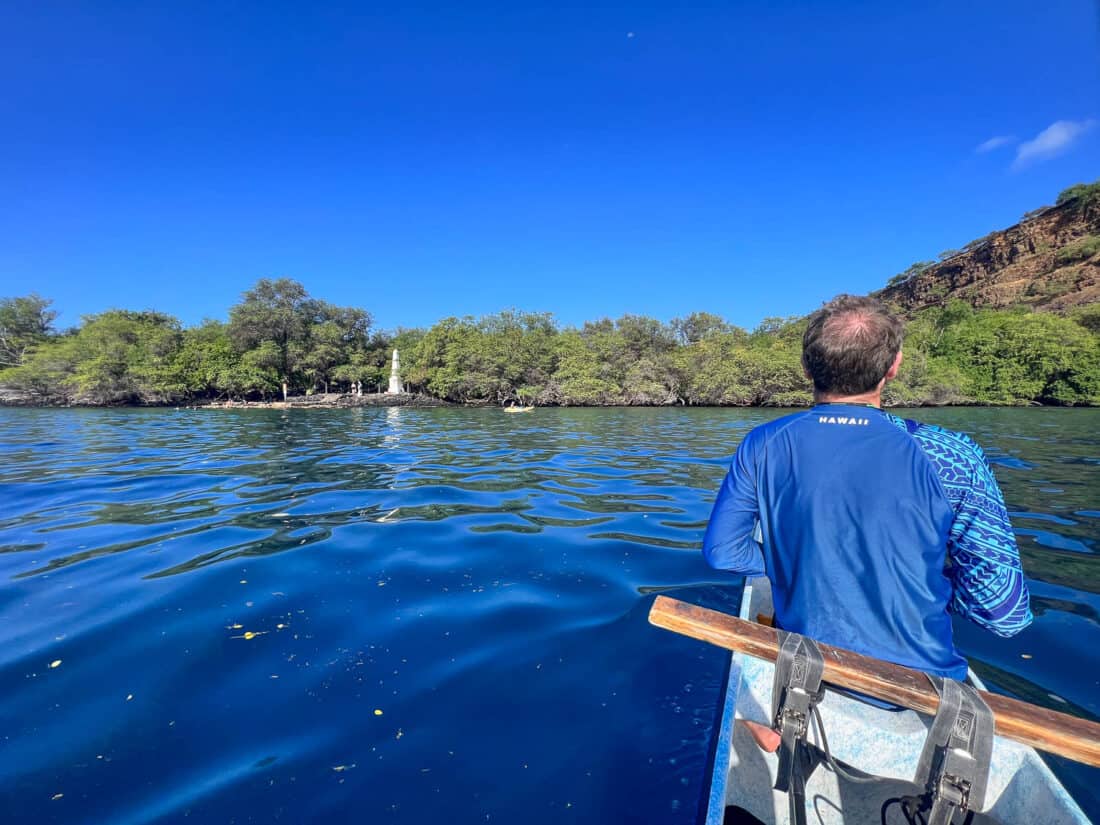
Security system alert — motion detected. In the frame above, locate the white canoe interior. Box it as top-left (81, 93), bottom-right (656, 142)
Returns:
top-left (707, 577), bottom-right (1090, 825)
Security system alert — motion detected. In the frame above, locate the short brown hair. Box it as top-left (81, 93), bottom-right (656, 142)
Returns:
top-left (802, 295), bottom-right (904, 395)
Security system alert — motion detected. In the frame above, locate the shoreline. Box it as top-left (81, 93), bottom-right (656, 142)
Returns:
top-left (0, 391), bottom-right (1086, 410)
top-left (0, 391), bottom-right (453, 410)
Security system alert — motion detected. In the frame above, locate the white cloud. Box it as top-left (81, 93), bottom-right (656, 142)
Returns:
top-left (1013, 119), bottom-right (1096, 169)
top-left (976, 135), bottom-right (1015, 153)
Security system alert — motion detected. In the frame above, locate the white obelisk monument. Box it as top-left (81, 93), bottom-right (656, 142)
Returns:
top-left (387, 349), bottom-right (404, 394)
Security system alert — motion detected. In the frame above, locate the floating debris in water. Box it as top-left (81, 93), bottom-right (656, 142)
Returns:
top-left (49, 660), bottom-right (62, 669)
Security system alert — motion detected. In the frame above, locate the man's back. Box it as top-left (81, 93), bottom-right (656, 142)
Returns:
top-left (703, 403), bottom-right (1031, 679)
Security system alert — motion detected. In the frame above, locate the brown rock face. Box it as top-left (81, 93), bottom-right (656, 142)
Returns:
top-left (876, 198), bottom-right (1100, 314)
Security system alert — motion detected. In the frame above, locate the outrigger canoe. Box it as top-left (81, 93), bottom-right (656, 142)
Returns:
top-left (651, 578), bottom-right (1094, 824)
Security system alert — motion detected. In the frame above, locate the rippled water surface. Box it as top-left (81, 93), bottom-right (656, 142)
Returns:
top-left (0, 407), bottom-right (1097, 823)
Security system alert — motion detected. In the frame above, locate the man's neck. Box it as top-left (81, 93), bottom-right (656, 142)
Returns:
top-left (813, 390), bottom-right (883, 408)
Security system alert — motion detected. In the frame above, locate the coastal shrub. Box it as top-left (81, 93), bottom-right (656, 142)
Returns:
top-left (1056, 235), bottom-right (1100, 264)
top-left (886, 261), bottom-right (935, 288)
top-left (934, 311), bottom-right (1100, 404)
top-left (1071, 305), bottom-right (1100, 336)
top-left (1056, 179), bottom-right (1100, 211)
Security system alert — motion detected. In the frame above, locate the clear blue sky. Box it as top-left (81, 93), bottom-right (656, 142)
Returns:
top-left (2, 1), bottom-right (1098, 331)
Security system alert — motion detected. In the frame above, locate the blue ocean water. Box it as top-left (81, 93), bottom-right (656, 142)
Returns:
top-left (0, 407), bottom-right (1096, 823)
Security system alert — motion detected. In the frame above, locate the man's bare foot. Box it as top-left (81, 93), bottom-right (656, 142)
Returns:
top-left (741, 720), bottom-right (781, 753)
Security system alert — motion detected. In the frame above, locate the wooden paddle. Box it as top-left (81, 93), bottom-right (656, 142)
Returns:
top-left (649, 595), bottom-right (1100, 768)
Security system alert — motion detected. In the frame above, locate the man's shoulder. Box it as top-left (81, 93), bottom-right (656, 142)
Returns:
top-left (743, 409), bottom-right (814, 444)
top-left (883, 413), bottom-right (990, 484)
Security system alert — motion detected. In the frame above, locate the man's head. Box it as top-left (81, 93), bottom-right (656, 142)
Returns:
top-left (802, 295), bottom-right (904, 396)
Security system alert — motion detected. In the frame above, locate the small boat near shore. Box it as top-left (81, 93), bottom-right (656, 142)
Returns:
top-left (502, 405), bottom-right (534, 413)
top-left (651, 579), bottom-right (1094, 824)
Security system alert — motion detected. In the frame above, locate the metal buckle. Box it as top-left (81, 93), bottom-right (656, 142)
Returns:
top-left (934, 768), bottom-right (972, 812)
top-left (774, 686), bottom-right (812, 737)
top-left (932, 748), bottom-right (976, 814)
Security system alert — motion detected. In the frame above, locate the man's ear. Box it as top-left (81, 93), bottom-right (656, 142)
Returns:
top-left (884, 350), bottom-right (903, 381)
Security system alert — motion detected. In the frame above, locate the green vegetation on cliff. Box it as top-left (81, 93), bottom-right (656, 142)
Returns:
top-left (2, 285), bottom-right (1098, 407)
top-left (1055, 179), bottom-right (1100, 212)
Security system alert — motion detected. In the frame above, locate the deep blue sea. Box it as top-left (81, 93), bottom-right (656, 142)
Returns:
top-left (0, 407), bottom-right (1097, 824)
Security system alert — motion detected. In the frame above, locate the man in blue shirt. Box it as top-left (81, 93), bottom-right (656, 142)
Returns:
top-left (702, 295), bottom-right (1032, 680)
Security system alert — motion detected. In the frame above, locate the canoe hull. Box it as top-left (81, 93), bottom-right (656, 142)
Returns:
top-left (704, 578), bottom-right (1089, 824)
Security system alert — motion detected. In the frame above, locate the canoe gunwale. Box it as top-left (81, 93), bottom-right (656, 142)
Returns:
top-left (697, 577), bottom-right (1090, 824)
top-left (702, 585), bottom-right (753, 825)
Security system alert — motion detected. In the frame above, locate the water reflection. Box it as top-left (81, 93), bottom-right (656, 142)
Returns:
top-left (0, 406), bottom-right (1096, 822)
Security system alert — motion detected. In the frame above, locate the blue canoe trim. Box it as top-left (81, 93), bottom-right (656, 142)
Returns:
top-left (703, 583), bottom-right (752, 825)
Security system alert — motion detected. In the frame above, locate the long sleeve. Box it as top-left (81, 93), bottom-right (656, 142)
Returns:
top-left (945, 442), bottom-right (1033, 637)
top-left (702, 435), bottom-right (765, 575)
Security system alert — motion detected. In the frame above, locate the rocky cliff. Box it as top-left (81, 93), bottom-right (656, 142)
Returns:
top-left (876, 190), bottom-right (1100, 314)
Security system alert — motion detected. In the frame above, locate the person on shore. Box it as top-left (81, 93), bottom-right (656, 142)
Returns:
top-left (702, 294), bottom-right (1032, 683)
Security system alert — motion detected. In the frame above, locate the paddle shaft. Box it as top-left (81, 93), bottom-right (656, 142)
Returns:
top-left (649, 595), bottom-right (1100, 768)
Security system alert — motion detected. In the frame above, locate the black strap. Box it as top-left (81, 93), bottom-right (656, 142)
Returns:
top-left (911, 677), bottom-right (995, 825)
top-left (771, 631), bottom-right (826, 825)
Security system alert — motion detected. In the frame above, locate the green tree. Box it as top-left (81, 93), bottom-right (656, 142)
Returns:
top-left (678, 333), bottom-right (756, 404)
top-left (549, 329), bottom-right (617, 404)
top-left (935, 310), bottom-right (1100, 404)
top-left (0, 294), bottom-right (57, 368)
top-left (410, 311), bottom-right (560, 404)
top-left (671, 312), bottom-right (735, 345)
top-left (0, 335), bottom-right (81, 401)
top-left (228, 279), bottom-right (317, 400)
top-left (75, 311), bottom-right (184, 403)
top-left (6, 310), bottom-right (186, 404)
top-left (170, 320), bottom-right (240, 400)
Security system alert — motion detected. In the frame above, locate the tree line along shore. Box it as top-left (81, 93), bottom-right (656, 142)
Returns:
top-left (1, 281), bottom-right (1098, 409)
top-left (2, 182), bottom-right (1099, 409)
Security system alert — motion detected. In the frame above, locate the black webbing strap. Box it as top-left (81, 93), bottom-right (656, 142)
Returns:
top-left (771, 631), bottom-right (826, 825)
top-left (912, 677), bottom-right (995, 825)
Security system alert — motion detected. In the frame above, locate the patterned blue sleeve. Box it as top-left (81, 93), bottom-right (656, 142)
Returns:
top-left (891, 417), bottom-right (1034, 637)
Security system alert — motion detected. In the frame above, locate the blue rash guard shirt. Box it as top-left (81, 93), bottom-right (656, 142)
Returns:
top-left (702, 404), bottom-right (1032, 680)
